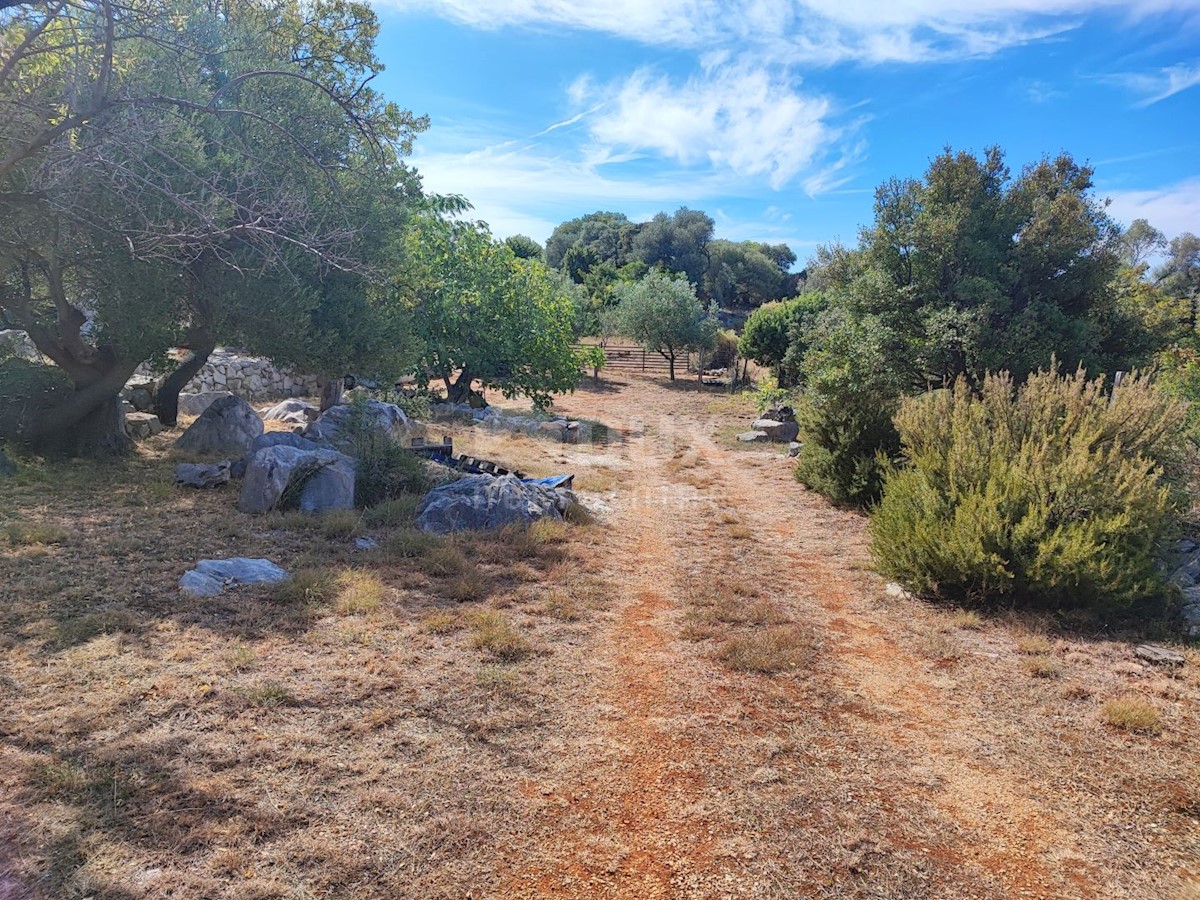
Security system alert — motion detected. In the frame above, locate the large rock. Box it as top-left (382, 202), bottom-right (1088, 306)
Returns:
top-left (176, 395), bottom-right (263, 455)
top-left (263, 398), bottom-right (319, 427)
top-left (176, 461), bottom-right (231, 489)
top-left (752, 418), bottom-right (800, 443)
top-left (125, 412), bottom-right (164, 440)
top-left (178, 391), bottom-right (235, 418)
top-left (238, 444), bottom-right (355, 514)
top-left (180, 557), bottom-right (288, 597)
top-left (231, 432), bottom-right (320, 479)
top-left (0, 449), bottom-right (16, 478)
top-left (416, 473), bottom-right (571, 534)
top-left (737, 430), bottom-right (768, 443)
top-left (304, 399), bottom-right (415, 447)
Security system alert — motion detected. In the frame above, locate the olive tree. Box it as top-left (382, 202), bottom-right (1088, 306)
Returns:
top-left (611, 271), bottom-right (717, 381)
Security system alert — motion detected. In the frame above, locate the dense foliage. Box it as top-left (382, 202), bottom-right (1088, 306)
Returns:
top-left (870, 369), bottom-right (1187, 611)
top-left (792, 147), bottom-right (1157, 506)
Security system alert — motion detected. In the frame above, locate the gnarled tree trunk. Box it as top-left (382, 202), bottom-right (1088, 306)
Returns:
top-left (318, 374), bottom-right (344, 412)
top-left (155, 332), bottom-right (216, 426)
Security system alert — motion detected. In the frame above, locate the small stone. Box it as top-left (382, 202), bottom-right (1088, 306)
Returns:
top-left (1133, 644), bottom-right (1186, 667)
top-left (175, 461), bottom-right (231, 489)
top-left (884, 582), bottom-right (911, 599)
top-left (354, 537), bottom-right (379, 550)
top-left (787, 441), bottom-right (802, 458)
top-left (737, 431), bottom-right (768, 443)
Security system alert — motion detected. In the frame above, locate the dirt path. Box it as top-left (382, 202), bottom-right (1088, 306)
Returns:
top-left (499, 376), bottom-right (1190, 899)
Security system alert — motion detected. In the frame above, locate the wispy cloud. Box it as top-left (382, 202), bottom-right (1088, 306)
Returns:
top-left (382, 0), bottom-right (1200, 66)
top-left (1110, 62), bottom-right (1200, 105)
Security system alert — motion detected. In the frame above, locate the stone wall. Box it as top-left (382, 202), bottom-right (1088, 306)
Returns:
top-left (131, 349), bottom-right (321, 402)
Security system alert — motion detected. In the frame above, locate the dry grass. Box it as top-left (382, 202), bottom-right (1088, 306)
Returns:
top-left (334, 570), bottom-right (386, 614)
top-left (718, 625), bottom-right (818, 674)
top-left (1017, 634), bottom-right (1055, 655)
top-left (1102, 696), bottom-right (1163, 734)
top-left (943, 609), bottom-right (985, 630)
top-left (272, 567), bottom-right (336, 604)
top-left (446, 570), bottom-right (489, 603)
top-left (2, 521), bottom-right (69, 546)
top-left (1023, 654), bottom-right (1064, 678)
top-left (467, 609), bottom-right (532, 661)
top-left (421, 610), bottom-right (463, 634)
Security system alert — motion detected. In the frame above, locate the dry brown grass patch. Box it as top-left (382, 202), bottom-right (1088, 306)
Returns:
top-left (422, 610), bottom-right (464, 634)
top-left (335, 570), bottom-right (387, 614)
top-left (468, 609), bottom-right (532, 661)
top-left (1102, 696), bottom-right (1163, 734)
top-left (2, 522), bottom-right (69, 546)
top-left (539, 589), bottom-right (581, 621)
top-left (1017, 634), bottom-right (1055, 655)
top-left (943, 609), bottom-right (985, 630)
top-left (718, 625), bottom-right (818, 674)
top-left (726, 523), bottom-right (754, 541)
top-left (1023, 655), bottom-right (1064, 678)
top-left (362, 494), bottom-right (421, 527)
top-left (421, 543), bottom-right (470, 578)
top-left (234, 678), bottom-right (295, 708)
top-left (446, 570), bottom-right (490, 603)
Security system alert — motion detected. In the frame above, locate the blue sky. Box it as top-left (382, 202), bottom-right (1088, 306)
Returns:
top-left (368, 1), bottom-right (1200, 262)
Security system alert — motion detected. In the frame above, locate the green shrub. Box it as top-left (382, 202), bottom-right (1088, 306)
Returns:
top-left (870, 368), bottom-right (1188, 611)
top-left (338, 394), bottom-right (429, 508)
top-left (793, 308), bottom-right (906, 507)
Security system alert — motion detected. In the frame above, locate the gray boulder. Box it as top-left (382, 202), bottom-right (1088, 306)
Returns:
top-left (179, 391), bottom-right (235, 418)
top-left (175, 460), bottom-right (231, 489)
top-left (1182, 602), bottom-right (1200, 637)
top-left (304, 399), bottom-right (414, 447)
top-left (752, 418), bottom-right (800, 443)
top-left (238, 444), bottom-right (355, 514)
top-left (180, 557), bottom-right (288, 597)
top-left (125, 412), bottom-right (164, 440)
top-left (126, 386), bottom-right (155, 413)
top-left (417, 473), bottom-right (571, 534)
top-left (263, 398), bottom-right (319, 427)
top-left (232, 432), bottom-right (320, 479)
top-left (0, 449), bottom-right (16, 478)
top-left (175, 395), bottom-right (263, 455)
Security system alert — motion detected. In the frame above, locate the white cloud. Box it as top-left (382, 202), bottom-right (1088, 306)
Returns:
top-left (580, 64), bottom-right (837, 189)
top-left (1105, 177), bottom-right (1200, 240)
top-left (383, 0), bottom-right (1200, 65)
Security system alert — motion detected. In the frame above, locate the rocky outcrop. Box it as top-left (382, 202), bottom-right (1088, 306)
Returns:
top-left (175, 396), bottom-right (263, 455)
top-left (179, 558), bottom-right (288, 597)
top-left (237, 444), bottom-right (355, 514)
top-left (1168, 537), bottom-right (1200, 637)
top-left (751, 418), bottom-right (800, 443)
top-left (416, 474), bottom-right (573, 534)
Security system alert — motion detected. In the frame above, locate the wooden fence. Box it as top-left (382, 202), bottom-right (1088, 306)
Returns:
top-left (574, 343), bottom-right (694, 376)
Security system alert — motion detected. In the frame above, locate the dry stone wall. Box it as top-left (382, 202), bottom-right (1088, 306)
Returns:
top-left (132, 349), bottom-right (321, 402)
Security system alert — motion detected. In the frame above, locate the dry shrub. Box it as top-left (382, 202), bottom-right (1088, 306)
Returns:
top-left (319, 509), bottom-right (363, 539)
top-left (1102, 696), bottom-right (1163, 734)
top-left (540, 590), bottom-right (581, 621)
top-left (726, 524), bottom-right (754, 541)
top-left (719, 626), bottom-right (818, 674)
top-left (235, 679), bottom-right (294, 708)
top-left (336, 570), bottom-right (387, 614)
top-left (1017, 635), bottom-right (1055, 655)
top-left (944, 609), bottom-right (985, 630)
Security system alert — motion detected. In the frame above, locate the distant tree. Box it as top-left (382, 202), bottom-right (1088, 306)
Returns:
top-left (504, 234), bottom-right (544, 261)
top-left (1120, 219), bottom-right (1167, 268)
top-left (403, 218), bottom-right (581, 408)
top-left (544, 211), bottom-right (638, 272)
top-left (612, 271), bottom-right (716, 381)
top-left (631, 208), bottom-right (714, 287)
top-left (705, 239), bottom-right (797, 308)
top-left (1155, 233), bottom-right (1200, 332)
